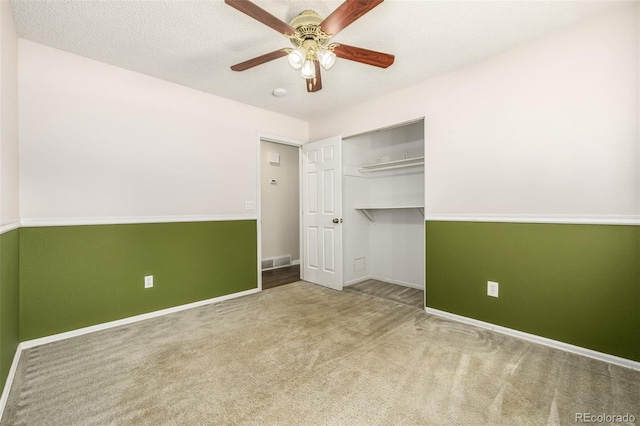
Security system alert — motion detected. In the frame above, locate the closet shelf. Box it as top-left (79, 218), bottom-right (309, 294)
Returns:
top-left (358, 156), bottom-right (424, 173)
top-left (355, 206), bottom-right (424, 222)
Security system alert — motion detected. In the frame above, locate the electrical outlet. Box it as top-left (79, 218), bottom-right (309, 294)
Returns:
top-left (487, 281), bottom-right (499, 297)
top-left (245, 200), bottom-right (255, 210)
top-left (145, 275), bottom-right (153, 289)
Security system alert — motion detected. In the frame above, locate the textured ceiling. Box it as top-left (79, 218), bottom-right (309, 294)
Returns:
top-left (10, 0), bottom-right (628, 120)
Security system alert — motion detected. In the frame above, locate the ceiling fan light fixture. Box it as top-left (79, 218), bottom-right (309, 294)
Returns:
top-left (317, 49), bottom-right (336, 70)
top-left (226, 0), bottom-right (395, 93)
top-left (301, 59), bottom-right (316, 79)
top-left (287, 47), bottom-right (305, 70)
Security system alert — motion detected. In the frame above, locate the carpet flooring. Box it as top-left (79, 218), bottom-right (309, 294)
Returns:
top-left (345, 279), bottom-right (424, 309)
top-left (2, 281), bottom-right (638, 425)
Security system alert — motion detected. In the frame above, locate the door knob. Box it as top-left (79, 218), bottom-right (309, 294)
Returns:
top-left (333, 218), bottom-right (339, 224)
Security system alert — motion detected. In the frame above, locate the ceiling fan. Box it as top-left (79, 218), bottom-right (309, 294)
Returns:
top-left (225, 0), bottom-right (395, 93)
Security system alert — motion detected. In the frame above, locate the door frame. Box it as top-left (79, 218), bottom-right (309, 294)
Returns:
top-left (256, 132), bottom-right (304, 291)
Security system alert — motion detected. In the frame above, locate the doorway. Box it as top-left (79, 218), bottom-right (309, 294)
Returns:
top-left (259, 139), bottom-right (301, 290)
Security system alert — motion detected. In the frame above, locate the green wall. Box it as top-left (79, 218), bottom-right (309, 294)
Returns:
top-left (0, 229), bottom-right (20, 390)
top-left (20, 220), bottom-right (257, 341)
top-left (426, 221), bottom-right (640, 361)
top-left (7, 219), bottom-right (640, 375)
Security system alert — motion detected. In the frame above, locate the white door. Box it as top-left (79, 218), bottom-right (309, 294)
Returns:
top-left (302, 136), bottom-right (343, 291)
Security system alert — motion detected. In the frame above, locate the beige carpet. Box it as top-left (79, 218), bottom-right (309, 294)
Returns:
top-left (344, 279), bottom-right (424, 309)
top-left (2, 281), bottom-right (638, 425)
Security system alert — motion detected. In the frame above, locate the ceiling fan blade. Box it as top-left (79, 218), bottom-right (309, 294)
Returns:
top-left (306, 61), bottom-right (323, 92)
top-left (225, 0), bottom-right (295, 36)
top-left (231, 49), bottom-right (289, 71)
top-left (320, 0), bottom-right (384, 36)
top-left (333, 44), bottom-right (394, 68)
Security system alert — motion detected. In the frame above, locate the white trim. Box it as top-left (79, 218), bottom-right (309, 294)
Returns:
top-left (375, 277), bottom-right (424, 290)
top-left (20, 215), bottom-right (257, 228)
top-left (260, 258), bottom-right (301, 271)
top-left (344, 275), bottom-right (373, 287)
top-left (256, 134), bottom-right (263, 291)
top-left (258, 132), bottom-right (304, 147)
top-left (261, 264), bottom-right (299, 272)
top-left (425, 307), bottom-right (640, 371)
top-left (422, 119), bottom-right (428, 311)
top-left (298, 145), bottom-right (305, 282)
top-left (343, 117), bottom-right (425, 140)
top-left (0, 222), bottom-right (20, 234)
top-left (20, 288), bottom-right (259, 349)
top-left (343, 276), bottom-right (424, 290)
top-left (0, 342), bottom-right (23, 420)
top-left (424, 214), bottom-right (640, 226)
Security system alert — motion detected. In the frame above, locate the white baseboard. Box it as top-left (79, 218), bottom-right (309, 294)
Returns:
top-left (21, 288), bottom-right (259, 350)
top-left (425, 307), bottom-right (640, 371)
top-left (375, 277), bottom-right (424, 290)
top-left (0, 342), bottom-right (23, 420)
top-left (261, 262), bottom-right (300, 272)
top-left (344, 275), bottom-right (373, 286)
top-left (344, 276), bottom-right (424, 290)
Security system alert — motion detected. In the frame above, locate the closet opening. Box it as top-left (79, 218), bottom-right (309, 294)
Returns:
top-left (342, 119), bottom-right (425, 308)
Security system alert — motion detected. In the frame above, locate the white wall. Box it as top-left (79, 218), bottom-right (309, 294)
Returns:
top-left (311, 6), bottom-right (640, 218)
top-left (19, 40), bottom-right (308, 221)
top-left (260, 140), bottom-right (299, 262)
top-left (0, 0), bottom-right (19, 227)
top-left (369, 210), bottom-right (424, 288)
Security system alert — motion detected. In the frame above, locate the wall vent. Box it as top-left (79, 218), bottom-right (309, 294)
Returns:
top-left (273, 255), bottom-right (291, 267)
top-left (262, 255), bottom-right (292, 271)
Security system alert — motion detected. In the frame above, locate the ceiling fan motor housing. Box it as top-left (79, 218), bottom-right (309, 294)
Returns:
top-left (288, 10), bottom-right (332, 49)
top-left (289, 10), bottom-right (323, 28)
